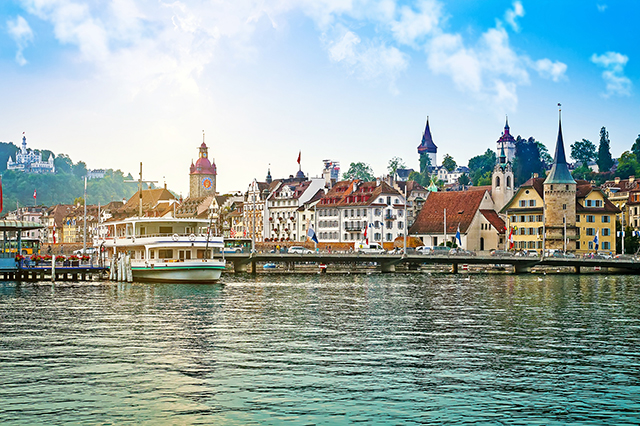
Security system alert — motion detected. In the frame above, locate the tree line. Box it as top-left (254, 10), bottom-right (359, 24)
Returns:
top-left (0, 141), bottom-right (141, 215)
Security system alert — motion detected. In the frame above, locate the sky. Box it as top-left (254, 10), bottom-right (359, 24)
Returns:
top-left (0, 0), bottom-right (638, 197)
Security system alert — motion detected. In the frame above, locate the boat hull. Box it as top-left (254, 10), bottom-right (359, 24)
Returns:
top-left (131, 262), bottom-right (225, 283)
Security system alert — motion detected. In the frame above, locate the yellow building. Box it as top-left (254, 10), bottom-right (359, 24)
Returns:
top-left (501, 113), bottom-right (618, 254)
top-left (502, 178), bottom-right (619, 254)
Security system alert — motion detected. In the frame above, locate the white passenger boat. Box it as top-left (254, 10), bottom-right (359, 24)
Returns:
top-left (95, 217), bottom-right (225, 283)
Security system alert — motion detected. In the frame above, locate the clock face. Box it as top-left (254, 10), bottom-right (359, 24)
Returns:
top-left (201, 177), bottom-right (213, 190)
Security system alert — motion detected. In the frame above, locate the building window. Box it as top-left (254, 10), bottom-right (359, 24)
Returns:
top-left (519, 200), bottom-right (526, 207)
top-left (602, 215), bottom-right (610, 223)
top-left (529, 200), bottom-right (536, 207)
top-left (602, 228), bottom-right (610, 236)
top-left (588, 241), bottom-right (594, 250)
top-left (563, 204), bottom-right (567, 210)
top-left (587, 215), bottom-right (595, 223)
top-left (386, 233), bottom-right (392, 241)
top-left (576, 215), bottom-right (580, 222)
top-left (603, 241), bottom-right (610, 250)
top-left (586, 228), bottom-right (595, 236)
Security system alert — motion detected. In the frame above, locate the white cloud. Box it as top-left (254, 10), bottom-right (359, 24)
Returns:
top-left (424, 3), bottom-right (566, 113)
top-left (390, 0), bottom-right (442, 45)
top-left (532, 58), bottom-right (567, 82)
top-left (7, 15), bottom-right (34, 66)
top-left (327, 28), bottom-right (408, 93)
top-left (591, 51), bottom-right (632, 97)
top-left (597, 4), bottom-right (608, 12)
top-left (504, 1), bottom-right (524, 32)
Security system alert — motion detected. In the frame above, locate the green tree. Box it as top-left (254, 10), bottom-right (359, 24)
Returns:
top-left (54, 154), bottom-right (73, 174)
top-left (536, 141), bottom-right (553, 167)
top-left (631, 134), bottom-right (640, 162)
top-left (0, 142), bottom-right (19, 172)
top-left (73, 161), bottom-right (87, 178)
top-left (468, 148), bottom-right (496, 186)
top-left (597, 126), bottom-right (614, 172)
top-left (570, 139), bottom-right (597, 165)
top-left (343, 162), bottom-right (375, 181)
top-left (458, 173), bottom-right (470, 186)
top-left (477, 171), bottom-right (492, 186)
top-left (387, 156), bottom-right (406, 176)
top-left (442, 154), bottom-right (456, 173)
top-left (571, 163), bottom-right (594, 181)
top-left (615, 151), bottom-right (640, 180)
top-left (513, 136), bottom-right (546, 185)
top-left (419, 153), bottom-right (432, 174)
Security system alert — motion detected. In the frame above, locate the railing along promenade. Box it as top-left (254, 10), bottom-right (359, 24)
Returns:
top-left (224, 252), bottom-right (640, 274)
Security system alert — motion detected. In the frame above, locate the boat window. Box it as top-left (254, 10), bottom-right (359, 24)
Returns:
top-left (140, 227), bottom-right (146, 236)
top-left (159, 226), bottom-right (172, 235)
top-left (150, 250), bottom-right (155, 259)
top-left (196, 249), bottom-right (211, 259)
top-left (158, 249), bottom-right (173, 259)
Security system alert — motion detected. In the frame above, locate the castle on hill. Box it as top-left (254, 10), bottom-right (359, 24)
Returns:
top-left (7, 134), bottom-right (55, 174)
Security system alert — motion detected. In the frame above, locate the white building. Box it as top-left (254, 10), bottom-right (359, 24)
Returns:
top-left (316, 180), bottom-right (406, 246)
top-left (7, 135), bottom-right (55, 174)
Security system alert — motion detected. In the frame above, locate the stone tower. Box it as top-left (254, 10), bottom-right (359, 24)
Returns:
top-left (543, 111), bottom-right (577, 251)
top-left (417, 117), bottom-right (437, 172)
top-left (189, 136), bottom-right (217, 198)
top-left (492, 144), bottom-right (514, 211)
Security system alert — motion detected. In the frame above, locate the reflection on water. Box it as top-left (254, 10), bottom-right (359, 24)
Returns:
top-left (1, 274), bottom-right (639, 425)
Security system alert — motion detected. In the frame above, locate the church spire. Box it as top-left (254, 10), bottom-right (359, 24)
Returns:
top-left (544, 104), bottom-right (575, 185)
top-left (417, 116), bottom-right (438, 154)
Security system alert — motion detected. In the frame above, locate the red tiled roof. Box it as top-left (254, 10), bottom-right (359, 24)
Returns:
top-left (480, 209), bottom-right (506, 234)
top-left (409, 190), bottom-right (488, 234)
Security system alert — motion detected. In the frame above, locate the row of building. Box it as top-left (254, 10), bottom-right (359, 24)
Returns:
top-left (4, 115), bottom-right (628, 254)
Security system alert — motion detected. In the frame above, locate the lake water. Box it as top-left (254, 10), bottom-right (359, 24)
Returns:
top-left (1, 273), bottom-right (639, 425)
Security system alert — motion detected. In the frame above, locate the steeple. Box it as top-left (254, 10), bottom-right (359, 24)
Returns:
top-left (544, 106), bottom-right (576, 185)
top-left (499, 143), bottom-right (507, 167)
top-left (266, 168), bottom-right (272, 184)
top-left (417, 117), bottom-right (438, 154)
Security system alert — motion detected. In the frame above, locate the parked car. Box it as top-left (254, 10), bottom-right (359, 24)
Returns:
top-left (431, 246), bottom-right (450, 255)
top-left (416, 246), bottom-right (433, 255)
top-left (356, 243), bottom-right (385, 254)
top-left (289, 246), bottom-right (313, 254)
top-left (450, 248), bottom-right (475, 256)
top-left (490, 249), bottom-right (511, 257)
top-left (223, 246), bottom-right (244, 253)
top-left (526, 250), bottom-right (539, 257)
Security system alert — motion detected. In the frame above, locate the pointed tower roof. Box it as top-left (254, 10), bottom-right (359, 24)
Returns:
top-left (417, 117), bottom-right (437, 154)
top-left (497, 116), bottom-right (516, 145)
top-left (544, 111), bottom-right (576, 185)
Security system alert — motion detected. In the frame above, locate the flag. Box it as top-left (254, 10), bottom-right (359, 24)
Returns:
top-left (307, 227), bottom-right (318, 244)
top-left (364, 222), bottom-right (368, 244)
top-left (243, 229), bottom-right (247, 237)
top-left (33, 189), bottom-right (36, 199)
top-left (297, 151), bottom-right (301, 165)
top-left (455, 224), bottom-right (462, 246)
top-left (52, 228), bottom-right (56, 244)
top-left (593, 228), bottom-right (599, 251)
top-left (0, 176), bottom-right (3, 212)
top-left (230, 228), bottom-right (236, 238)
top-left (508, 227), bottom-right (514, 249)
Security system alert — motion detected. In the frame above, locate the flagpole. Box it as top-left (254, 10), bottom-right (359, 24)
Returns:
top-left (403, 185), bottom-right (407, 255)
top-left (443, 208), bottom-right (447, 247)
top-left (83, 176), bottom-right (87, 255)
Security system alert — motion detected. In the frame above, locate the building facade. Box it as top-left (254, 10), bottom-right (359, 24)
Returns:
top-left (189, 141), bottom-right (217, 198)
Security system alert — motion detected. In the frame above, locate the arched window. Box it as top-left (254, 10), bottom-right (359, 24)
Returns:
top-left (506, 176), bottom-right (511, 188)
top-left (495, 176), bottom-right (501, 188)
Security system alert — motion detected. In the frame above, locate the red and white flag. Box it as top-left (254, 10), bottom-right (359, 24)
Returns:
top-left (52, 228), bottom-right (56, 244)
top-left (364, 222), bottom-right (368, 245)
top-left (508, 227), bottom-right (514, 249)
top-left (33, 189), bottom-right (37, 200)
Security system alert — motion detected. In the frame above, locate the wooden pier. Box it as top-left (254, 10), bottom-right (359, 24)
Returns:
top-left (1, 265), bottom-right (109, 282)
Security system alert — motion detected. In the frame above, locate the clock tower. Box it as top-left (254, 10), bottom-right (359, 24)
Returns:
top-left (189, 136), bottom-right (217, 198)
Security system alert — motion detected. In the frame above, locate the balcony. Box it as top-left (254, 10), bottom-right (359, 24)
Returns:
top-left (384, 214), bottom-right (397, 221)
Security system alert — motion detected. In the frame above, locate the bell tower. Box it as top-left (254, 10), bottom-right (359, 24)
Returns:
top-left (189, 131), bottom-right (217, 198)
top-left (492, 144), bottom-right (514, 211)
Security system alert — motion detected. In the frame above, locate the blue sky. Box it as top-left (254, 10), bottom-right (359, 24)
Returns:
top-left (1, 0), bottom-right (638, 196)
